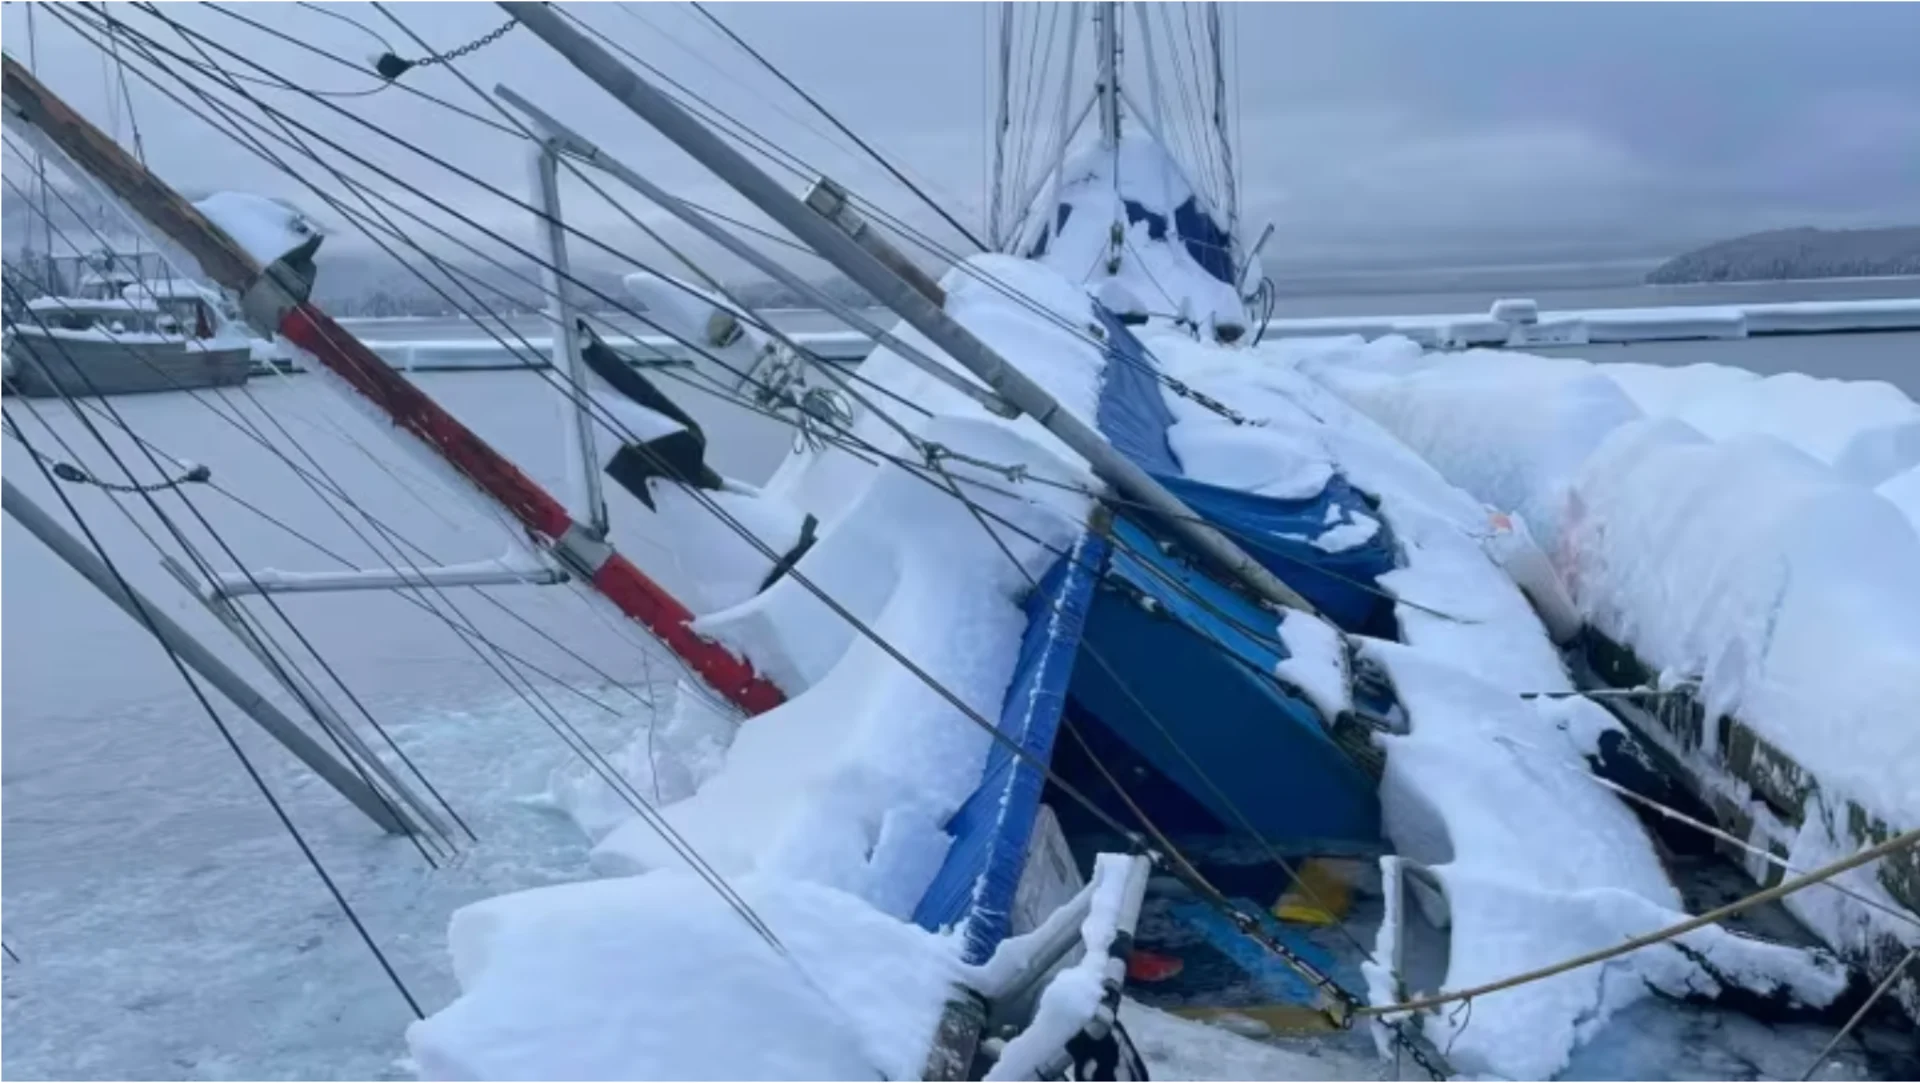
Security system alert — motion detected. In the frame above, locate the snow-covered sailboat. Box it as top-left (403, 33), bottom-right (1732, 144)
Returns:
top-left (4, 3), bottom-right (1915, 1080)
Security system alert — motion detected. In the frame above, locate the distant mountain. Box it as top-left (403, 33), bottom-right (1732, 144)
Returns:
top-left (1646, 226), bottom-right (1920, 285)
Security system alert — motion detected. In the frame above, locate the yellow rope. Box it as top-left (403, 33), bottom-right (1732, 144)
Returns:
top-left (1358, 826), bottom-right (1920, 1018)
top-left (1799, 945), bottom-right (1918, 1081)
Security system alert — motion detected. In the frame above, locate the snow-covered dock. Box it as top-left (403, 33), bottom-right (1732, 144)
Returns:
top-left (356, 329), bottom-right (875, 372)
top-left (337, 295), bottom-right (1920, 374)
top-left (1260, 297), bottom-right (1920, 350)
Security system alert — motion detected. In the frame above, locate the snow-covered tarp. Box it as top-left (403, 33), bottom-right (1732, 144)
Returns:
top-left (1300, 335), bottom-right (1920, 1028)
top-left (1146, 328), bottom-right (1863, 1077)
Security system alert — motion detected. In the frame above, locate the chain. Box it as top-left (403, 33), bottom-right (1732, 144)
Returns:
top-left (19, 443), bottom-right (212, 494)
top-left (1389, 1019), bottom-right (1452, 1081)
top-left (922, 441), bottom-right (1031, 484)
top-left (374, 18), bottom-right (515, 80)
top-left (1159, 375), bottom-right (1258, 426)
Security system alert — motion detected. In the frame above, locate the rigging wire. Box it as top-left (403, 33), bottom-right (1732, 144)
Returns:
top-left (68, 6), bottom-right (1416, 663)
top-left (108, 0), bottom-right (921, 429)
top-left (0, 345), bottom-right (427, 1021)
top-left (53, 14), bottom-right (709, 831)
top-left (1799, 946), bottom-right (1917, 1082)
top-left (152, 0), bottom-right (1234, 432)
top-left (106, 0), bottom-right (936, 479)
top-left (1359, 828), bottom-right (1920, 1020)
top-left (37, 12), bottom-right (1827, 1067)
top-left (0, 260), bottom-right (646, 724)
top-left (48, 23), bottom-right (1443, 1067)
top-left (687, 1), bottom-right (988, 251)
top-left (1, 178), bottom-right (471, 856)
top-left (90, 5), bottom-right (793, 956)
top-left (67, 4), bottom-right (1412, 664)
top-left (369, 2), bottom-right (941, 461)
top-left (2, 262), bottom-right (461, 868)
top-left (48, 4), bottom-right (1413, 1021)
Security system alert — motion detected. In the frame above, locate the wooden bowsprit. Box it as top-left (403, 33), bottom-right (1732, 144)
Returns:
top-left (2, 55), bottom-right (785, 717)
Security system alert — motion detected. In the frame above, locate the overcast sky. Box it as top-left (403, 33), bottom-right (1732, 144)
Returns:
top-left (5, 2), bottom-right (1920, 274)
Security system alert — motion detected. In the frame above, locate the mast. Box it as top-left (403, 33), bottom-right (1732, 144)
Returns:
top-left (1207, 4), bottom-right (1237, 237)
top-left (988, 3), bottom-right (1013, 249)
top-left (1, 479), bottom-right (414, 834)
top-left (500, 1), bottom-right (1321, 617)
top-left (1095, 1), bottom-right (1121, 148)
top-left (26, 3), bottom-right (55, 292)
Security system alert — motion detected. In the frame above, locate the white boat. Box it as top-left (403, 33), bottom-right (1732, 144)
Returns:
top-left (4, 278), bottom-right (251, 398)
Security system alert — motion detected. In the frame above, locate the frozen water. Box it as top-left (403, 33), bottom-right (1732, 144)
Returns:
top-left (2, 370), bottom-right (791, 1080)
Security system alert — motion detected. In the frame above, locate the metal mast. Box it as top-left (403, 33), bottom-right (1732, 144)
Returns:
top-left (500, 1), bottom-right (1319, 617)
top-left (1095, 1), bottom-right (1122, 148)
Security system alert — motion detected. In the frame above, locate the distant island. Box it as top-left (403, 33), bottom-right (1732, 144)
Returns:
top-left (1646, 226), bottom-right (1920, 285)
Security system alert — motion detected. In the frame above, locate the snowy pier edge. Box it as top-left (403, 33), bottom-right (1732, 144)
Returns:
top-left (1258, 297), bottom-right (1920, 350)
top-left (336, 296), bottom-right (1920, 373)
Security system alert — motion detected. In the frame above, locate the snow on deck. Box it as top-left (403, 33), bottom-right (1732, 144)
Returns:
top-left (1304, 338), bottom-right (1920, 832)
top-left (1145, 328), bottom-right (1859, 1077)
top-left (414, 255), bottom-right (1109, 1078)
top-left (1301, 335), bottom-right (1920, 1023)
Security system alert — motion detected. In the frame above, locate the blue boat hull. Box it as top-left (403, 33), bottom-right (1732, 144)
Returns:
top-left (913, 311), bottom-right (1395, 965)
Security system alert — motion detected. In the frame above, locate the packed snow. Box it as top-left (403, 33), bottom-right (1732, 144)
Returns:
top-left (1021, 136), bottom-right (1247, 335)
top-left (1561, 419), bottom-right (1920, 826)
top-left (415, 254), bottom-right (1112, 1078)
top-left (194, 191), bottom-right (323, 268)
top-left (406, 872), bottom-right (961, 1081)
top-left (1145, 326), bottom-right (1862, 1078)
top-left (1274, 609), bottom-right (1353, 721)
top-left (1303, 337), bottom-right (1920, 831)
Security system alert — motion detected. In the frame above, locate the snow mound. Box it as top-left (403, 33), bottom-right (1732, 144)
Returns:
top-left (1366, 641), bottom-right (1854, 1081)
top-left (407, 870), bottom-right (960, 1081)
top-left (597, 417), bottom-right (1088, 913)
top-left (1178, 334), bottom-right (1857, 1077)
top-left (193, 191), bottom-right (322, 267)
top-left (588, 254), bottom-right (1103, 918)
top-left (1600, 360), bottom-right (1760, 417)
top-left (1307, 346), bottom-right (1643, 547)
top-left (1163, 330), bottom-right (1570, 693)
top-left (1561, 418), bottom-right (1920, 827)
top-left (1274, 610), bottom-right (1352, 720)
top-left (1879, 463), bottom-right (1920, 533)
top-left (1022, 135), bottom-right (1246, 334)
top-left (434, 251), bottom-right (1117, 1080)
top-left (1661, 371), bottom-right (1920, 486)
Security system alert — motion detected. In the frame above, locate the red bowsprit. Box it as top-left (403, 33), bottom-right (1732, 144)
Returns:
top-left (278, 303), bottom-right (787, 717)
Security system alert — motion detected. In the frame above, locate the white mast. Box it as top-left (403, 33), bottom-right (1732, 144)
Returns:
top-left (988, 2), bottom-right (1014, 248)
top-left (1095, 1), bottom-right (1121, 148)
top-left (1208, 4), bottom-right (1237, 237)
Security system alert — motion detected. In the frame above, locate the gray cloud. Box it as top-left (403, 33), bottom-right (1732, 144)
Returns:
top-left (5, 2), bottom-right (1918, 274)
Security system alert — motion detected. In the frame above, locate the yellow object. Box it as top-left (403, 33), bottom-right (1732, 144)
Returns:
top-left (1273, 858), bottom-right (1352, 926)
top-left (1171, 1004), bottom-right (1340, 1035)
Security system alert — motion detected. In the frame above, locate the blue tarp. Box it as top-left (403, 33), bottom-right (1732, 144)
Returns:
top-left (914, 298), bottom-right (1396, 961)
top-left (1069, 516), bottom-right (1382, 845)
top-left (1093, 309), bottom-right (1183, 476)
top-left (1153, 473), bottom-right (1397, 634)
top-left (1027, 198), bottom-right (1237, 286)
top-left (911, 533), bottom-right (1107, 962)
top-left (1096, 310), bottom-right (1396, 633)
